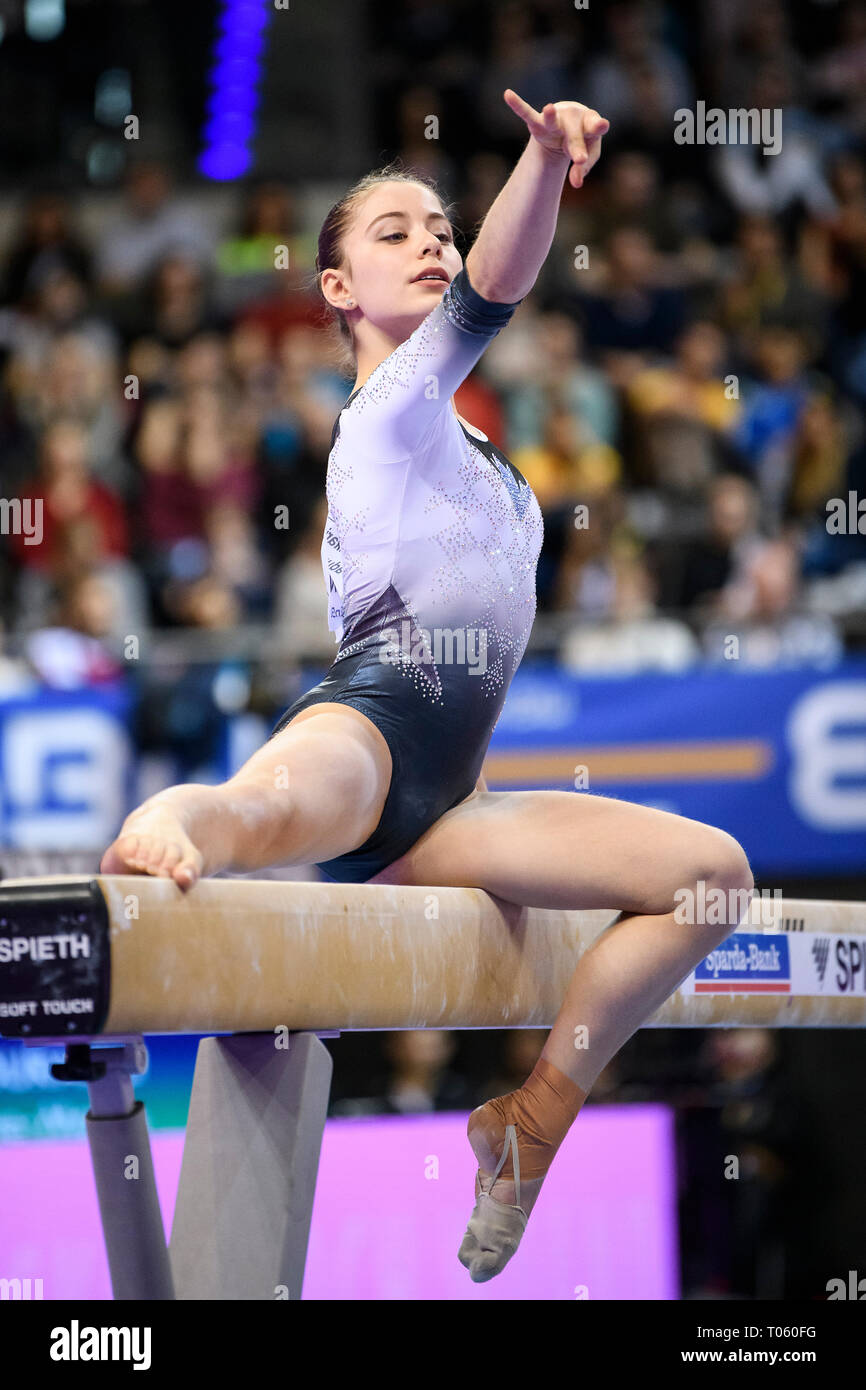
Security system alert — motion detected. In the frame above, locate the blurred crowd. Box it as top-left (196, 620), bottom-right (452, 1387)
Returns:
top-left (1, 0), bottom-right (866, 771)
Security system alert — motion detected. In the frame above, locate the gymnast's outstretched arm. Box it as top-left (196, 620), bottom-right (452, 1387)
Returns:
top-left (332, 97), bottom-right (608, 464)
top-left (465, 92), bottom-right (608, 303)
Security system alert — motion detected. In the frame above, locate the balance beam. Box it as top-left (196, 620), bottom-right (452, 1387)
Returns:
top-left (1, 875), bottom-right (864, 1037)
top-left (1, 875), bottom-right (863, 1301)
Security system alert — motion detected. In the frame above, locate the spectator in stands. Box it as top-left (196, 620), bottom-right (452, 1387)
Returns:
top-left (11, 511), bottom-right (149, 645)
top-left (476, 2), bottom-right (574, 158)
top-left (236, 262), bottom-right (332, 347)
top-left (329, 1029), bottom-right (474, 1116)
top-left (44, 333), bottom-right (127, 490)
top-left (801, 439), bottom-right (866, 579)
top-left (227, 319), bottom-right (280, 411)
top-left (569, 226), bottom-right (686, 368)
top-left (1, 189), bottom-right (92, 308)
top-left (626, 319), bottom-right (743, 493)
top-left (204, 503), bottom-right (272, 620)
top-left (133, 397), bottom-right (196, 558)
top-left (551, 486), bottom-right (641, 621)
top-left (719, 534), bottom-right (801, 624)
top-left (95, 159), bottom-right (213, 295)
top-left (806, 151), bottom-right (866, 401)
top-left (732, 324), bottom-right (816, 523)
top-left (393, 84), bottom-right (459, 191)
top-left (670, 472), bottom-right (765, 613)
top-left (556, 490), bottom-right (699, 672)
top-left (565, 150), bottom-right (688, 263)
top-left (120, 252), bottom-right (226, 351)
top-left (23, 572), bottom-right (125, 690)
top-left (786, 392), bottom-right (849, 523)
top-left (492, 311), bottom-right (619, 452)
top-left (716, 214), bottom-right (830, 360)
top-left (381, 1030), bottom-right (475, 1113)
top-left (456, 152), bottom-right (510, 246)
top-left (215, 180), bottom-right (317, 313)
top-left (255, 326), bottom-right (342, 563)
top-left (131, 379), bottom-right (262, 614)
top-left (13, 264), bottom-right (111, 353)
top-left (714, 0), bottom-right (807, 111)
top-left (581, 0), bottom-right (693, 131)
top-left (808, 0), bottom-right (866, 141)
top-left (121, 335), bottom-right (175, 412)
top-left (713, 65), bottom-right (837, 231)
top-left (702, 533), bottom-right (842, 666)
top-left (9, 417), bottom-right (128, 576)
top-left (510, 400), bottom-right (621, 511)
top-left (174, 332), bottom-right (231, 395)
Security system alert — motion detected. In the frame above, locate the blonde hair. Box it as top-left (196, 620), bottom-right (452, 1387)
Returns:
top-left (314, 160), bottom-right (457, 375)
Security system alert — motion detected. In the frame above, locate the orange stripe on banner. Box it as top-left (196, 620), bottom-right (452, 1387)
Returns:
top-left (484, 740), bottom-right (774, 785)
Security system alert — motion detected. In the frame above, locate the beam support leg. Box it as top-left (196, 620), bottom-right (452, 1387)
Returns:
top-left (169, 1032), bottom-right (334, 1300)
top-left (39, 1037), bottom-right (176, 1300)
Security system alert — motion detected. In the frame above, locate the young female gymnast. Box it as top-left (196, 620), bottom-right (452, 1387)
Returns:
top-left (102, 91), bottom-right (754, 1283)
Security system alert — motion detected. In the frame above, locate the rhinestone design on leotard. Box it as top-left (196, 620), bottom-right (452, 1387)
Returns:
top-left (318, 271), bottom-right (543, 708)
top-left (325, 426), bottom-right (542, 707)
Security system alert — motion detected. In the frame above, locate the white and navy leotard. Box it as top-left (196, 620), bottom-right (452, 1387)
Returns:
top-left (269, 266), bottom-right (544, 881)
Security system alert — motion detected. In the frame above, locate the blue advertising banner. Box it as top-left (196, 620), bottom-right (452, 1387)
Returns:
top-left (692, 934), bottom-right (792, 994)
top-left (488, 660), bottom-right (866, 876)
top-left (1, 664), bottom-right (864, 876)
top-left (0, 684), bottom-right (134, 851)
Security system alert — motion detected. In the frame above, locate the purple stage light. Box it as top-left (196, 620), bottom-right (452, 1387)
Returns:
top-left (199, 144), bottom-right (252, 182)
top-left (198, 0), bottom-right (272, 183)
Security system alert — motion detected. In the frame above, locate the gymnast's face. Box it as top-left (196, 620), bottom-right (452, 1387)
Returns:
top-left (328, 181), bottom-right (463, 350)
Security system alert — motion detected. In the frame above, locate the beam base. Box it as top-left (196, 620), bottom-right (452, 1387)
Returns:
top-left (169, 1032), bottom-right (334, 1300)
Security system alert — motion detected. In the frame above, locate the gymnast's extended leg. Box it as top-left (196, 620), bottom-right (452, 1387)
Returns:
top-left (366, 787), bottom-right (755, 1281)
top-left (100, 705), bottom-right (392, 887)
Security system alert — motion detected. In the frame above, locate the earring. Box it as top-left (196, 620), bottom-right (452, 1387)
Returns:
top-left (345, 299), bottom-right (355, 308)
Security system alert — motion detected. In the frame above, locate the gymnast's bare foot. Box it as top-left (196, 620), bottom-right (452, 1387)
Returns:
top-left (100, 788), bottom-right (223, 892)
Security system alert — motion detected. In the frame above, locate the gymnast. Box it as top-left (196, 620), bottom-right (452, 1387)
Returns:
top-left (101, 91), bottom-right (755, 1283)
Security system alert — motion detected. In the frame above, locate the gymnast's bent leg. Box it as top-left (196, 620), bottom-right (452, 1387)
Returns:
top-left (100, 705), bottom-right (392, 889)
top-left (368, 788), bottom-right (754, 1282)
